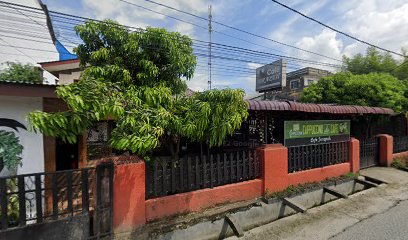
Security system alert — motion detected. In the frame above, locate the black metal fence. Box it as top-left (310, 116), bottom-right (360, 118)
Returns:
top-left (146, 148), bottom-right (261, 199)
top-left (288, 141), bottom-right (349, 173)
top-left (393, 136), bottom-right (408, 153)
top-left (360, 138), bottom-right (379, 169)
top-left (0, 163), bottom-right (113, 239)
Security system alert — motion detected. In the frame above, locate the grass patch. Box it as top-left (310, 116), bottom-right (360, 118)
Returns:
top-left (264, 173), bottom-right (357, 199)
top-left (391, 158), bottom-right (408, 170)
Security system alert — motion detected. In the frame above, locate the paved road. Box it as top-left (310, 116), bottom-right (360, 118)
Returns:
top-left (226, 167), bottom-right (408, 240)
top-left (330, 199), bottom-right (408, 240)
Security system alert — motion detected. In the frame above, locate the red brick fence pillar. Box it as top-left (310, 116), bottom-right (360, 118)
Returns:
top-left (257, 139), bottom-right (361, 194)
top-left (113, 161), bottom-right (146, 233)
top-left (257, 144), bottom-right (288, 193)
top-left (377, 134), bottom-right (393, 167)
top-left (349, 138), bottom-right (360, 173)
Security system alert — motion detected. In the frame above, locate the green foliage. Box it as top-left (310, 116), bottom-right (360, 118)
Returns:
top-left (0, 130), bottom-right (23, 170)
top-left (391, 159), bottom-right (405, 170)
top-left (301, 72), bottom-right (408, 112)
top-left (29, 20), bottom-right (248, 158)
top-left (0, 178), bottom-right (20, 227)
top-left (0, 179), bottom-right (19, 225)
top-left (391, 157), bottom-right (408, 170)
top-left (343, 47), bottom-right (408, 80)
top-left (0, 62), bottom-right (43, 83)
top-left (265, 174), bottom-right (357, 199)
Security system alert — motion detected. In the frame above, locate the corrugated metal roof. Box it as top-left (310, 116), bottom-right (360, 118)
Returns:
top-left (0, 79), bottom-right (57, 86)
top-left (245, 100), bottom-right (291, 111)
top-left (246, 100), bottom-right (395, 115)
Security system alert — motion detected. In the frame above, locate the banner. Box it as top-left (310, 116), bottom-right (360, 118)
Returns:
top-left (284, 120), bottom-right (350, 147)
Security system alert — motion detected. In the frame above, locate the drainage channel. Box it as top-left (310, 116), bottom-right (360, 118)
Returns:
top-left (152, 176), bottom-right (387, 240)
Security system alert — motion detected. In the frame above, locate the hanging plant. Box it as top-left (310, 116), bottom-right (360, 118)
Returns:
top-left (0, 130), bottom-right (24, 171)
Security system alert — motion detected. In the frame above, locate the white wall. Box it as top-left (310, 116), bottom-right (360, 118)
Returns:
top-left (0, 96), bottom-right (44, 176)
top-left (59, 71), bottom-right (81, 85)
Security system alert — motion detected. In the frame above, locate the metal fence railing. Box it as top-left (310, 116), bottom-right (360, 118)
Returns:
top-left (0, 168), bottom-right (95, 230)
top-left (0, 163), bottom-right (113, 239)
top-left (288, 141), bottom-right (349, 173)
top-left (360, 138), bottom-right (379, 169)
top-left (393, 136), bottom-right (408, 154)
top-left (146, 148), bottom-right (261, 199)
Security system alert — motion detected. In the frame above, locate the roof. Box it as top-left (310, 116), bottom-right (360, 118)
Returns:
top-left (287, 67), bottom-right (331, 79)
top-left (39, 59), bottom-right (80, 77)
top-left (0, 81), bottom-right (57, 98)
top-left (0, 79), bottom-right (56, 86)
top-left (245, 100), bottom-right (395, 115)
top-left (39, 58), bottom-right (79, 67)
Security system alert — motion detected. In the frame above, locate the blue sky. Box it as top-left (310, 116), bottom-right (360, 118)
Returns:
top-left (3, 0), bottom-right (408, 96)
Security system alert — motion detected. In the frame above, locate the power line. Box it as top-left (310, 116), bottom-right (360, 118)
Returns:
top-left (270, 0), bottom-right (405, 58)
top-left (2, 0), bottom-right (341, 68)
top-left (0, 0), bottom-right (341, 74)
top-left (138, 0), bottom-right (342, 62)
top-left (46, 12), bottom-right (342, 68)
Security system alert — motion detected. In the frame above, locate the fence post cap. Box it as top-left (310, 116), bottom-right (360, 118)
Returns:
top-left (376, 134), bottom-right (393, 138)
top-left (259, 143), bottom-right (285, 150)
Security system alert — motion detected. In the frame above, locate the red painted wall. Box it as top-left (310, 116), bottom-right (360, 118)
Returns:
top-left (349, 138), bottom-right (360, 173)
top-left (145, 179), bottom-right (262, 221)
top-left (288, 163), bottom-right (351, 186)
top-left (393, 151), bottom-right (408, 159)
top-left (259, 144), bottom-right (288, 192)
top-left (378, 134), bottom-right (393, 167)
top-left (112, 139), bottom-right (361, 230)
top-left (113, 161), bottom-right (146, 232)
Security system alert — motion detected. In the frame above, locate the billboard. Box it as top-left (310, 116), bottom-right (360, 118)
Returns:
top-left (284, 120), bottom-right (350, 147)
top-left (256, 59), bottom-right (287, 92)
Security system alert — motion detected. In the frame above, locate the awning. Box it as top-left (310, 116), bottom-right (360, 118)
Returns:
top-left (245, 100), bottom-right (394, 115)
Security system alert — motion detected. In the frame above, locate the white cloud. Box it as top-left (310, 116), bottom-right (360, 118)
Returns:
top-left (81, 0), bottom-right (209, 30)
top-left (172, 22), bottom-right (195, 38)
top-left (187, 72), bottom-right (208, 92)
top-left (268, 0), bottom-right (328, 42)
top-left (295, 29), bottom-right (343, 65)
top-left (247, 62), bottom-right (263, 69)
top-left (338, 0), bottom-right (408, 58)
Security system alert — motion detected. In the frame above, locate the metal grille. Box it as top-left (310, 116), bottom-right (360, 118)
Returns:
top-left (146, 148), bottom-right (261, 199)
top-left (393, 136), bottom-right (408, 153)
top-left (288, 141), bottom-right (349, 173)
top-left (360, 138), bottom-right (379, 169)
top-left (0, 163), bottom-right (113, 239)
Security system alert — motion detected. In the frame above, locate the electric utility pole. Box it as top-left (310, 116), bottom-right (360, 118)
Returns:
top-left (208, 5), bottom-right (212, 90)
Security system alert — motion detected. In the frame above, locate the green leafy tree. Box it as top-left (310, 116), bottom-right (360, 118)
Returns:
top-left (343, 47), bottom-right (407, 80)
top-left (0, 62), bottom-right (43, 83)
top-left (0, 130), bottom-right (23, 170)
top-left (301, 72), bottom-right (408, 112)
top-left (29, 20), bottom-right (248, 159)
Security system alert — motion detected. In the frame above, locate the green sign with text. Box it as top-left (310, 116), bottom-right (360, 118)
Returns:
top-left (284, 120), bottom-right (350, 147)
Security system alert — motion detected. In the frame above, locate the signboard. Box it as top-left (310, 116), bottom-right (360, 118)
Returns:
top-left (256, 59), bottom-right (287, 92)
top-left (284, 120), bottom-right (350, 147)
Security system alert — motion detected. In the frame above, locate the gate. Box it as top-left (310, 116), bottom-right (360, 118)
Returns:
top-left (359, 138), bottom-right (379, 169)
top-left (0, 162), bottom-right (114, 240)
top-left (93, 162), bottom-right (114, 239)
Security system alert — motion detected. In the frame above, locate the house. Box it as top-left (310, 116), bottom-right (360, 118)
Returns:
top-left (0, 81), bottom-right (57, 176)
top-left (254, 67), bottom-right (331, 101)
top-left (39, 58), bottom-right (196, 170)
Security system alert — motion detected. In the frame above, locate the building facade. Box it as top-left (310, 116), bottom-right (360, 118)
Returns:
top-left (254, 67), bottom-right (331, 101)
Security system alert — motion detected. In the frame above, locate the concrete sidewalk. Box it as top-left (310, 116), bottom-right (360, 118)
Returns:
top-left (226, 167), bottom-right (408, 240)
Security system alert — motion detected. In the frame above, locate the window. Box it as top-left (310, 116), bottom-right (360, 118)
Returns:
top-left (87, 121), bottom-right (115, 160)
top-left (290, 80), bottom-right (300, 89)
top-left (304, 79), bottom-right (315, 86)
